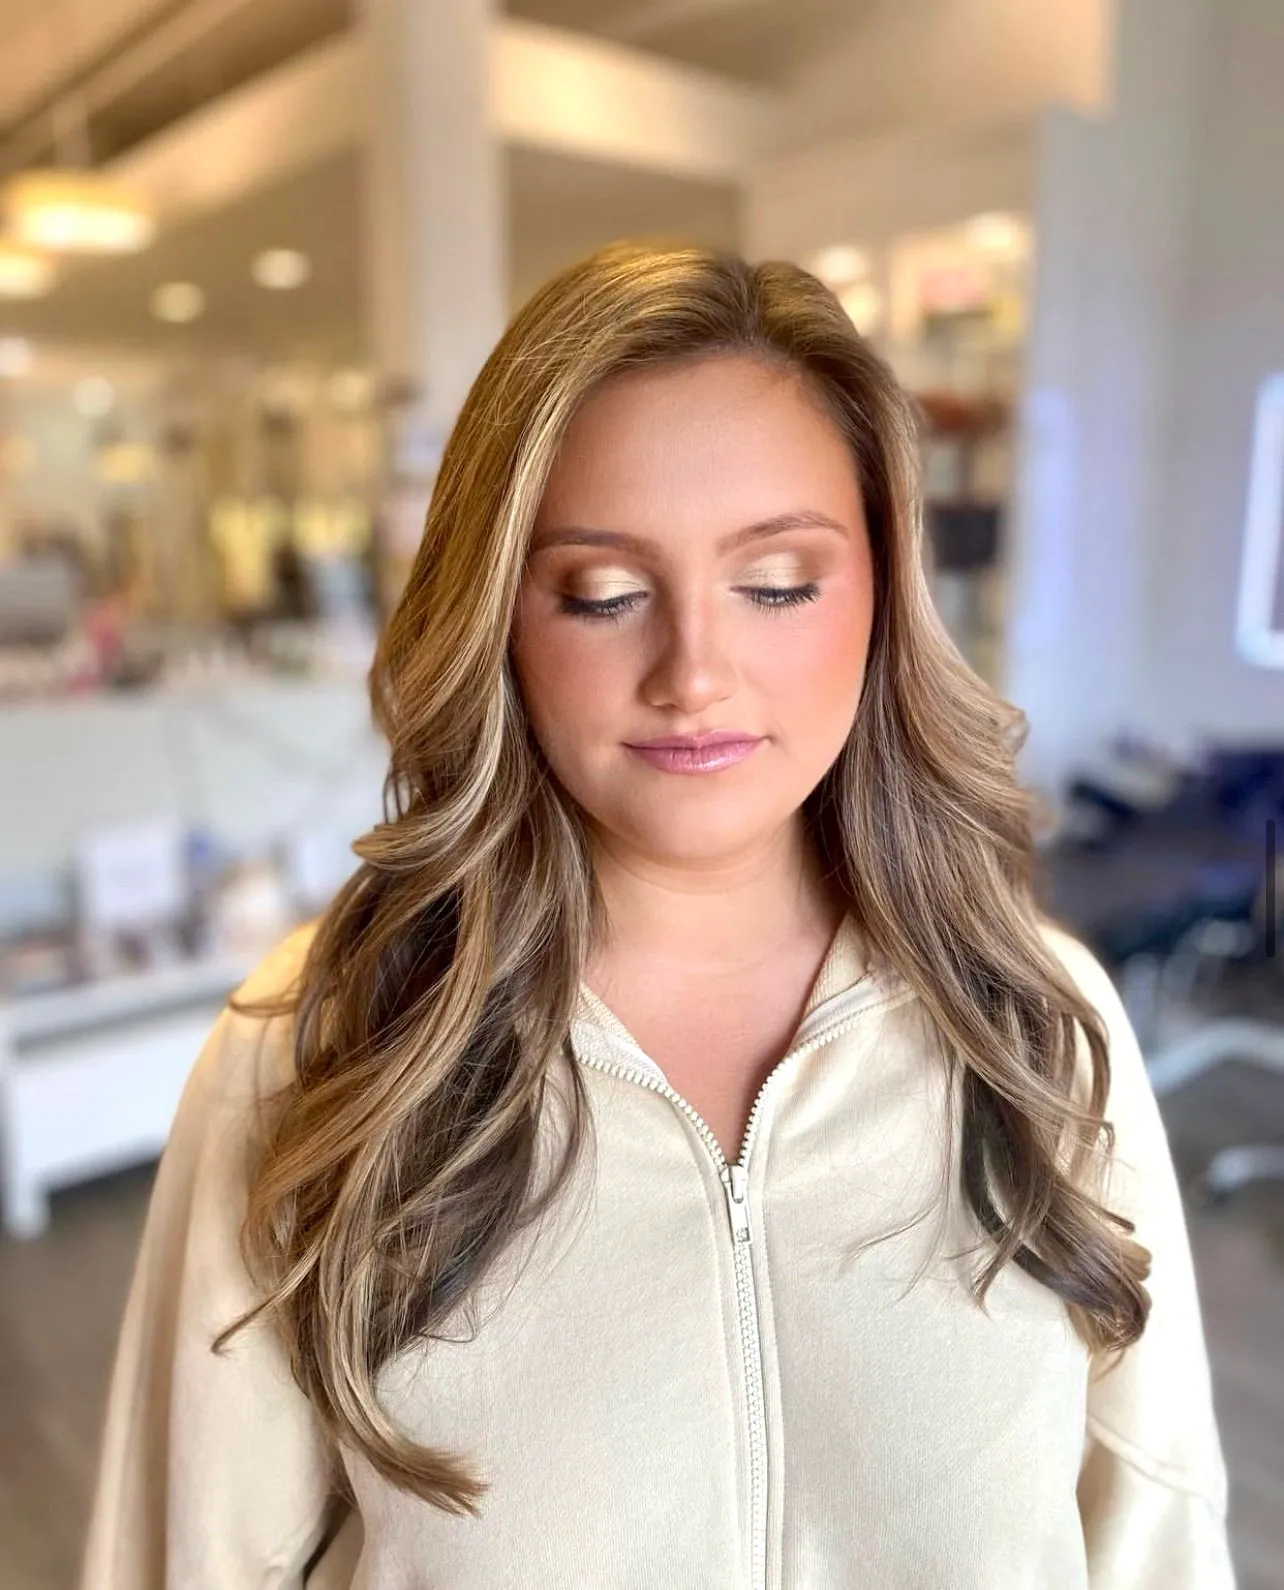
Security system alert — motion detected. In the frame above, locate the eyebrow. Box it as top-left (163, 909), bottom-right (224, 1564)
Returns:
top-left (527, 509), bottom-right (849, 559)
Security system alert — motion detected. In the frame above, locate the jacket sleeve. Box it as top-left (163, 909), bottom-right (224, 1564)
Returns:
top-left (80, 936), bottom-right (352, 1589)
top-left (1045, 927), bottom-right (1236, 1589)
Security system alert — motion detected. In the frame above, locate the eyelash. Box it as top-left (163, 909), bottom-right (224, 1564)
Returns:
top-left (559, 583), bottom-right (821, 622)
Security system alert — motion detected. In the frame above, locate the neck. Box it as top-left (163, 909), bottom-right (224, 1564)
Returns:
top-left (586, 816), bottom-right (843, 978)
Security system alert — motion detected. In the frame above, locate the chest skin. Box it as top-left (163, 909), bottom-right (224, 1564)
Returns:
top-left (583, 928), bottom-right (842, 1161)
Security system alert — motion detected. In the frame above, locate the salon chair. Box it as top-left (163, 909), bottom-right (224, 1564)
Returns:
top-left (1036, 746), bottom-right (1284, 1199)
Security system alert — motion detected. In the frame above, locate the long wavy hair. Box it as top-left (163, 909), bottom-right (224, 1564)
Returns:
top-left (224, 242), bottom-right (1150, 1513)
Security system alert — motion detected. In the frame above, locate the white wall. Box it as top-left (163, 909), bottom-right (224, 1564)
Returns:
top-left (779, 0), bottom-right (1110, 150)
top-left (746, 114), bottom-right (1037, 262)
top-left (1006, 0), bottom-right (1284, 795)
top-left (0, 680), bottom-right (386, 882)
top-left (1142, 0), bottom-right (1284, 744)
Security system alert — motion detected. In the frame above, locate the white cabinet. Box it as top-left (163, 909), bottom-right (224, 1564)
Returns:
top-left (0, 957), bottom-right (252, 1238)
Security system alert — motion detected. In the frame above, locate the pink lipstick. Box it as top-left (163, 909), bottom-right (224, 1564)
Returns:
top-left (624, 732), bottom-right (763, 775)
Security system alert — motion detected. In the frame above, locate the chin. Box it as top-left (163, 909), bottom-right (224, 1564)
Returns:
top-left (623, 801), bottom-right (798, 868)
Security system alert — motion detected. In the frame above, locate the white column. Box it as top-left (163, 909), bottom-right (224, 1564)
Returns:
top-left (1004, 0), bottom-right (1212, 798)
top-left (361, 0), bottom-right (507, 484)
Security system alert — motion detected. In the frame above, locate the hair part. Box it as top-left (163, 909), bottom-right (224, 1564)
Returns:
top-left (221, 241), bottom-right (1150, 1512)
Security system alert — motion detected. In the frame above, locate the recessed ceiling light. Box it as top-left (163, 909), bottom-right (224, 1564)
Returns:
top-left (74, 376), bottom-right (115, 417)
top-left (0, 244), bottom-right (55, 299)
top-left (258, 364), bottom-right (314, 416)
top-left (151, 282), bottom-right (206, 323)
top-left (0, 336), bottom-right (33, 377)
top-left (252, 248), bottom-right (311, 290)
top-left (809, 244), bottom-right (871, 290)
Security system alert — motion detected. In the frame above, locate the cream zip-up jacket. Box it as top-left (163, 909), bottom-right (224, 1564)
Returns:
top-left (82, 916), bottom-right (1235, 1589)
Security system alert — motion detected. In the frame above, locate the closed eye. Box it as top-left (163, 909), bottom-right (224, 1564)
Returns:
top-left (558, 591), bottom-right (643, 621)
top-left (559, 583), bottom-right (821, 622)
top-left (739, 582), bottom-right (821, 610)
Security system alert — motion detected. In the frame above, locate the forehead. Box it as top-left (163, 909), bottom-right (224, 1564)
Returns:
top-left (536, 354), bottom-right (863, 533)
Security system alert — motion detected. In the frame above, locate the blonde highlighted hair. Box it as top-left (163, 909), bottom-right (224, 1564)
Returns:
top-left (223, 242), bottom-right (1150, 1512)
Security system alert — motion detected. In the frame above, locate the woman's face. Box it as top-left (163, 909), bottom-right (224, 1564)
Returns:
top-left (510, 353), bottom-right (875, 873)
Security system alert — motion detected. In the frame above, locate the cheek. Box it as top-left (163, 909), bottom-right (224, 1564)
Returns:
top-left (510, 596), bottom-right (616, 740)
top-left (757, 576), bottom-right (873, 723)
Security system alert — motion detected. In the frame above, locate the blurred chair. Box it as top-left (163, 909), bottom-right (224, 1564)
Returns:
top-left (1037, 745), bottom-right (1284, 1199)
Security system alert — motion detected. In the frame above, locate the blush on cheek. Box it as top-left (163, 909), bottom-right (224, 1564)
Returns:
top-left (512, 601), bottom-right (624, 758)
top-left (774, 596), bottom-right (870, 696)
top-left (773, 618), bottom-right (870, 759)
top-left (518, 628), bottom-right (592, 716)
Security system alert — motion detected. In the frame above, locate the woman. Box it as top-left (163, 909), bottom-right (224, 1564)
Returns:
top-left (82, 244), bottom-right (1233, 1588)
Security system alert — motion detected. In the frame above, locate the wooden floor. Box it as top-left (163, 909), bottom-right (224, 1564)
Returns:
top-left (1161, 1058), bottom-right (1284, 1590)
top-left (1, 1058), bottom-right (1282, 1589)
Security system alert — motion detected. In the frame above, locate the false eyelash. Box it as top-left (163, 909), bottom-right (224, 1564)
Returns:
top-left (560, 583), bottom-right (821, 621)
top-left (743, 582), bottom-right (821, 610)
top-left (559, 592), bottom-right (641, 620)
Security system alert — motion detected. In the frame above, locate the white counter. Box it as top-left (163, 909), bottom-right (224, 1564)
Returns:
top-left (0, 678), bottom-right (389, 1235)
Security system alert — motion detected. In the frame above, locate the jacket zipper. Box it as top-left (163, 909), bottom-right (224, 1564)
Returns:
top-left (572, 981), bottom-right (895, 1590)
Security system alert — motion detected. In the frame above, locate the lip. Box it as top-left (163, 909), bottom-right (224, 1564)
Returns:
top-left (624, 732), bottom-right (763, 775)
top-left (627, 732), bottom-right (760, 750)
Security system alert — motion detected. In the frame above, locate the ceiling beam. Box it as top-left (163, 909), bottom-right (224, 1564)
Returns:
top-left (496, 20), bottom-right (777, 180)
top-left (106, 30), bottom-right (359, 225)
top-left (0, 0), bottom-right (267, 178)
top-left (104, 18), bottom-right (779, 232)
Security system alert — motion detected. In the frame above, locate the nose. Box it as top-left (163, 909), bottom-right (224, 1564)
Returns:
top-left (640, 589), bottom-right (737, 716)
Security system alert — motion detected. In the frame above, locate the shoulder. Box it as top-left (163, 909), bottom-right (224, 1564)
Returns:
top-left (195, 921), bottom-right (322, 1120)
top-left (1035, 916), bottom-right (1136, 1060)
top-left (1032, 916), bottom-right (1152, 1122)
top-left (136, 925), bottom-right (325, 1248)
top-left (1032, 919), bottom-right (1178, 1215)
top-left (1035, 917), bottom-right (1120, 1013)
top-left (233, 919), bottom-right (321, 1007)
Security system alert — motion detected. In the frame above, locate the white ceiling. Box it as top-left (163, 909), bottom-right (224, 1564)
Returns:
top-left (0, 144), bottom-right (739, 367)
top-left (0, 0), bottom-right (748, 372)
top-left (509, 144), bottom-right (739, 303)
top-left (0, 0), bottom-right (351, 168)
top-left (0, 0), bottom-right (1085, 372)
top-left (0, 0), bottom-right (171, 123)
top-left (0, 0), bottom-right (862, 142)
top-left (0, 151), bottom-right (365, 364)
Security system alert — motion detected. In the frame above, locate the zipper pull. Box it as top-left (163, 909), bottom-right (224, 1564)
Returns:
top-left (722, 1162), bottom-right (752, 1245)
